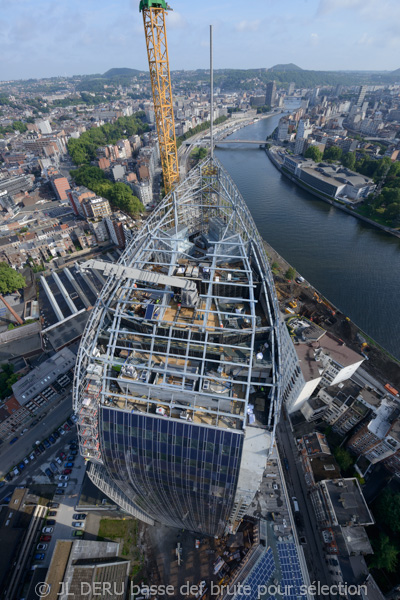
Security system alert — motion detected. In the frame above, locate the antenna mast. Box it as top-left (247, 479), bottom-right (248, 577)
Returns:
top-left (210, 24), bottom-right (214, 159)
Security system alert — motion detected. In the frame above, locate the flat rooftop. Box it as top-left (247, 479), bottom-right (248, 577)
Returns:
top-left (322, 478), bottom-right (374, 527)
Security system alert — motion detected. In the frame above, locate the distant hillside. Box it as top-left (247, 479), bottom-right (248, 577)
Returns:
top-left (103, 68), bottom-right (144, 78)
top-left (269, 63), bottom-right (303, 72)
top-left (391, 67), bottom-right (400, 75)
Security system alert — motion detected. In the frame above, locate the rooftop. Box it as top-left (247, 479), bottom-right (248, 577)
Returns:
top-left (322, 478), bottom-right (374, 527)
top-left (12, 346), bottom-right (76, 404)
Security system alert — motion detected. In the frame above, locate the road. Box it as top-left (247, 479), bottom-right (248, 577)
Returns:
top-left (0, 393), bottom-right (74, 478)
top-left (40, 448), bottom-right (88, 568)
top-left (277, 415), bottom-right (334, 598)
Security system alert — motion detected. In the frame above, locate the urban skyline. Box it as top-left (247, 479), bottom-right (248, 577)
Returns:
top-left (1, 0), bottom-right (400, 81)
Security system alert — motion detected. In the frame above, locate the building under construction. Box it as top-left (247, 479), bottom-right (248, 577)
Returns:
top-left (73, 156), bottom-right (303, 537)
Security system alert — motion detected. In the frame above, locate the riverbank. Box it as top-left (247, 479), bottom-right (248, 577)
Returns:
top-left (262, 238), bottom-right (400, 387)
top-left (266, 148), bottom-right (400, 239)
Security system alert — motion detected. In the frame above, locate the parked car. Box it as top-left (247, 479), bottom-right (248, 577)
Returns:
top-left (50, 462), bottom-right (58, 473)
top-left (37, 543), bottom-right (48, 550)
top-left (48, 435), bottom-right (56, 444)
top-left (59, 452), bottom-right (66, 460)
top-left (9, 437), bottom-right (18, 445)
top-left (72, 521), bottom-right (84, 528)
top-left (34, 553), bottom-right (45, 561)
top-left (64, 462), bottom-right (74, 468)
top-left (46, 519), bottom-right (56, 526)
top-left (18, 462), bottom-right (25, 471)
top-left (43, 439), bottom-right (50, 448)
top-left (5, 473), bottom-right (12, 482)
top-left (67, 456), bottom-right (75, 461)
top-left (57, 482), bottom-right (68, 488)
top-left (63, 423), bottom-right (71, 431)
top-left (0, 481), bottom-right (5, 488)
top-left (38, 443), bottom-right (45, 452)
top-left (59, 475), bottom-right (69, 481)
top-left (69, 450), bottom-right (78, 456)
top-left (56, 457), bottom-right (62, 465)
top-left (40, 535), bottom-right (51, 542)
top-left (73, 513), bottom-right (87, 520)
top-left (72, 530), bottom-right (84, 537)
top-left (45, 468), bottom-right (53, 479)
top-left (47, 502), bottom-right (59, 509)
top-left (58, 427), bottom-right (65, 436)
top-left (48, 511), bottom-right (57, 517)
top-left (55, 489), bottom-right (65, 495)
top-left (63, 469), bottom-right (72, 475)
top-left (23, 457), bottom-right (29, 465)
top-left (29, 453), bottom-right (35, 461)
top-left (70, 414), bottom-right (78, 423)
top-left (42, 527), bottom-right (53, 533)
top-left (66, 418), bottom-right (74, 427)
top-left (53, 431), bottom-right (60, 439)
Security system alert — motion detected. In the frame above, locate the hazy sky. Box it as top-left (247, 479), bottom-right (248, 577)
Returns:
top-left (1, 0), bottom-right (399, 80)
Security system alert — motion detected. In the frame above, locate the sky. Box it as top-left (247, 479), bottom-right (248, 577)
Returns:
top-left (0, 0), bottom-right (400, 81)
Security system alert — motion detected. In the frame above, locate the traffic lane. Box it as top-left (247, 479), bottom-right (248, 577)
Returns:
top-left (277, 421), bottom-right (332, 592)
top-left (0, 394), bottom-right (74, 477)
top-left (0, 428), bottom-right (78, 503)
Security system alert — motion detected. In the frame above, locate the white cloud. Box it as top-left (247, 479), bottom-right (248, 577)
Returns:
top-left (310, 32), bottom-right (319, 45)
top-left (357, 32), bottom-right (375, 45)
top-left (235, 20), bottom-right (261, 32)
top-left (166, 10), bottom-right (186, 30)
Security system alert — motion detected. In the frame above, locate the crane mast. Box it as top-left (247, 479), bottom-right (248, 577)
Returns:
top-left (139, 0), bottom-right (179, 195)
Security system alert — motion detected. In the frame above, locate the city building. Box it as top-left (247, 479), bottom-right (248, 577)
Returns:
top-left (287, 331), bottom-right (364, 413)
top-left (347, 397), bottom-right (400, 476)
top-left (44, 540), bottom-right (130, 600)
top-left (73, 156), bottom-right (301, 537)
top-left (265, 81), bottom-right (276, 107)
top-left (282, 157), bottom-right (376, 203)
top-left (105, 216), bottom-right (126, 248)
top-left (12, 347), bottom-right (75, 409)
top-left (50, 175), bottom-right (70, 202)
top-left (82, 197), bottom-right (112, 219)
top-left (356, 85), bottom-right (367, 108)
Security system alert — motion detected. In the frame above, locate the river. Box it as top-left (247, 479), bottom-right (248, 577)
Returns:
top-left (215, 113), bottom-right (400, 361)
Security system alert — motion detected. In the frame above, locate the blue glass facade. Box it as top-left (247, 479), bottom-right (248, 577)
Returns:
top-left (100, 407), bottom-right (244, 536)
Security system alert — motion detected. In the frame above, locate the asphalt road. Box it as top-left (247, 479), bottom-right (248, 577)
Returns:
top-left (277, 415), bottom-right (333, 598)
top-left (0, 393), bottom-right (74, 478)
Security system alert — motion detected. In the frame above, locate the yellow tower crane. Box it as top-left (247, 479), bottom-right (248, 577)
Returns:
top-left (139, 0), bottom-right (179, 195)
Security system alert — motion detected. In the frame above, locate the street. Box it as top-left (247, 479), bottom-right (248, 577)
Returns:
top-left (0, 393), bottom-right (74, 478)
top-left (277, 414), bottom-right (333, 597)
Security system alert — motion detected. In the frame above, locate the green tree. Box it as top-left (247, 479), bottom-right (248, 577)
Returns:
top-left (324, 146), bottom-right (342, 161)
top-left (0, 363), bottom-right (18, 400)
top-left (333, 447), bottom-right (354, 472)
top-left (375, 490), bottom-right (400, 532)
top-left (271, 262), bottom-right (280, 272)
top-left (386, 203), bottom-right (400, 222)
top-left (369, 534), bottom-right (399, 573)
top-left (304, 146), bottom-right (323, 162)
top-left (341, 152), bottom-right (356, 170)
top-left (0, 263), bottom-right (26, 295)
top-left (284, 267), bottom-right (296, 281)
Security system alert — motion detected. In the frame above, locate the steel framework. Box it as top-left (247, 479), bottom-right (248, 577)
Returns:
top-left (140, 0), bottom-right (179, 194)
top-left (72, 156), bottom-right (302, 535)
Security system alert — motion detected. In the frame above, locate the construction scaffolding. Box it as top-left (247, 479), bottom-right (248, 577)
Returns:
top-left (73, 156), bottom-right (285, 535)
